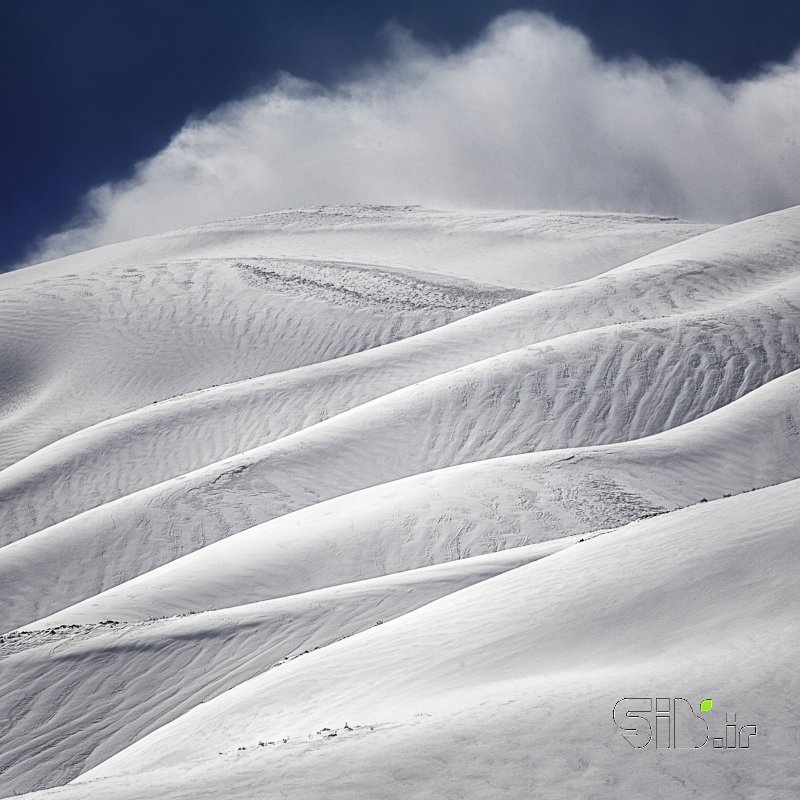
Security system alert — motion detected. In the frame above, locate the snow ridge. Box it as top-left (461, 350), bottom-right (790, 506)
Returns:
top-left (0, 205), bottom-right (798, 799)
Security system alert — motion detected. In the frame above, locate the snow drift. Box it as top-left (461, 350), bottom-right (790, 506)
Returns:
top-left (1, 204), bottom-right (798, 798)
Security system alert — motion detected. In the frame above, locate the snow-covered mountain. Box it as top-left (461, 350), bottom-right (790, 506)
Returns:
top-left (1, 206), bottom-right (798, 799)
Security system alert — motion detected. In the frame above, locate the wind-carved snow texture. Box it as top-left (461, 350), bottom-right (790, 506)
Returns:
top-left (0, 256), bottom-right (522, 474)
top-left (235, 259), bottom-right (525, 313)
top-left (0, 205), bottom-right (799, 799)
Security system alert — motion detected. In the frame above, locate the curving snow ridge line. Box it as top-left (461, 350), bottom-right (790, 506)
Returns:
top-left (0, 255), bottom-right (523, 472)
top-left (65, 481), bottom-right (800, 799)
top-left (26, 365), bottom-right (800, 627)
top-left (1, 206), bottom-right (799, 800)
top-left (0, 540), bottom-right (571, 795)
top-left (0, 204), bottom-right (710, 471)
top-left (2, 271), bottom-right (799, 631)
top-left (0, 207), bottom-right (793, 543)
top-left (6, 205), bottom-right (715, 291)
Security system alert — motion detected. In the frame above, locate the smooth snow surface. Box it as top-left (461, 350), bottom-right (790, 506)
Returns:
top-left (1, 205), bottom-right (798, 799)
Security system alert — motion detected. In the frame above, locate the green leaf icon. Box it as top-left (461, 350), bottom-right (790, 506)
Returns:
top-left (699, 698), bottom-right (713, 713)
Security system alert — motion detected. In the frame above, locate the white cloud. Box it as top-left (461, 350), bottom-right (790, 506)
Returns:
top-left (31, 12), bottom-right (800, 262)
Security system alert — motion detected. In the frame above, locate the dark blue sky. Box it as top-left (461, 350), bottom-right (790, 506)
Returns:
top-left (2, 0), bottom-right (800, 270)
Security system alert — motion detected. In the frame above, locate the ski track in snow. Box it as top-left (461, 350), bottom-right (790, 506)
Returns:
top-left (0, 205), bottom-right (798, 799)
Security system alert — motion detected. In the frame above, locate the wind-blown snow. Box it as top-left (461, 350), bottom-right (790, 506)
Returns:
top-left (26, 11), bottom-right (800, 263)
top-left (1, 204), bottom-right (798, 798)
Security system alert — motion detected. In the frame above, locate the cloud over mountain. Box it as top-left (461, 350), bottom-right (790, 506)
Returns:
top-left (31, 12), bottom-right (800, 263)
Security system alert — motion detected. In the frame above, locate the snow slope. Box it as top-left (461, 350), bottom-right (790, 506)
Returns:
top-left (3, 269), bottom-right (799, 629)
top-left (0, 541), bottom-right (572, 795)
top-left (0, 208), bottom-right (710, 529)
top-left (0, 254), bottom-right (524, 472)
top-left (11, 482), bottom-right (800, 799)
top-left (10, 205), bottom-right (713, 291)
top-left (27, 367), bottom-right (800, 627)
top-left (75, 481), bottom-right (800, 796)
top-left (1, 205), bottom-right (798, 799)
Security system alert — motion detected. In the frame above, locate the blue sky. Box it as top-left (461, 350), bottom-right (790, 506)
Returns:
top-left (3, 0), bottom-right (800, 270)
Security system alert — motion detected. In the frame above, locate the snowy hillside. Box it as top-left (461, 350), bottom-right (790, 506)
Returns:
top-left (1, 205), bottom-right (798, 799)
